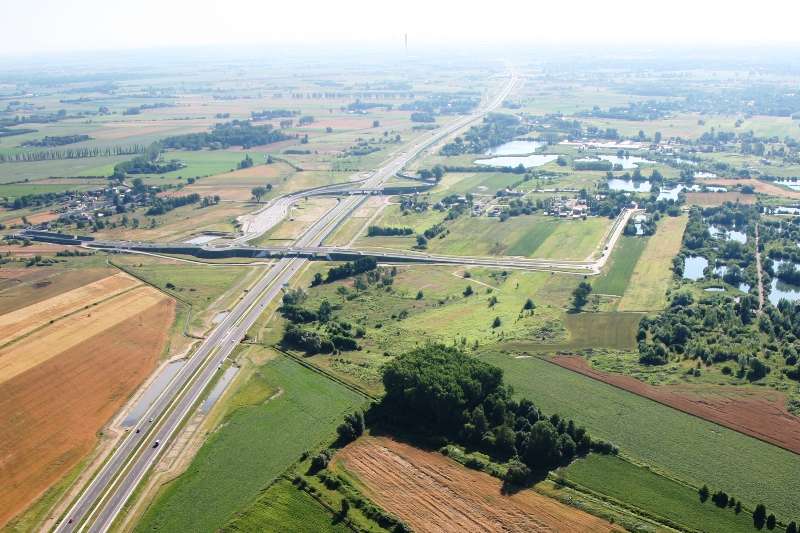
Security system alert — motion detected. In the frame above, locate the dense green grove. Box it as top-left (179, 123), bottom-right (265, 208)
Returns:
top-left (161, 120), bottom-right (290, 150)
top-left (376, 345), bottom-right (616, 484)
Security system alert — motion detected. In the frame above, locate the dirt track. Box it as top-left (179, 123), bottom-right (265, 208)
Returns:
top-left (335, 436), bottom-right (620, 533)
top-left (0, 297), bottom-right (174, 527)
top-left (551, 356), bottom-right (800, 455)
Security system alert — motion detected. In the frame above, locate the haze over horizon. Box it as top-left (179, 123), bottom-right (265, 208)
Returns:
top-left (4, 0), bottom-right (800, 58)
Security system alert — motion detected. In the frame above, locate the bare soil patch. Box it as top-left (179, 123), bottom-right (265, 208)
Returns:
top-left (0, 296), bottom-right (174, 527)
top-left (0, 268), bottom-right (114, 314)
top-left (0, 286), bottom-right (166, 384)
top-left (685, 192), bottom-right (756, 206)
top-left (335, 436), bottom-right (620, 533)
top-left (0, 272), bottom-right (139, 345)
top-left (551, 355), bottom-right (800, 455)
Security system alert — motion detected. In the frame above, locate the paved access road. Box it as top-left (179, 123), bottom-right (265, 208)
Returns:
top-left (55, 73), bottom-right (518, 533)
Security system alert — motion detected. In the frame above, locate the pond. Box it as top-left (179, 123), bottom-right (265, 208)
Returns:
top-left (776, 180), bottom-right (800, 191)
top-left (683, 256), bottom-right (708, 280)
top-left (656, 185), bottom-right (690, 201)
top-left (200, 366), bottom-right (239, 413)
top-left (704, 287), bottom-right (725, 292)
top-left (122, 359), bottom-right (185, 427)
top-left (485, 140), bottom-right (544, 156)
top-left (607, 178), bottom-right (652, 192)
top-left (597, 155), bottom-right (656, 169)
top-left (475, 154), bottom-right (559, 168)
top-left (708, 225), bottom-right (747, 243)
top-left (769, 259), bottom-right (800, 304)
top-left (705, 186), bottom-right (728, 192)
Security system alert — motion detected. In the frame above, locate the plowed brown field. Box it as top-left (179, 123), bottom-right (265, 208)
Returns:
top-left (0, 268), bottom-right (114, 314)
top-left (0, 280), bottom-right (174, 527)
top-left (335, 437), bottom-right (620, 533)
top-left (698, 177), bottom-right (800, 199)
top-left (551, 355), bottom-right (800, 455)
top-left (0, 272), bottom-right (140, 346)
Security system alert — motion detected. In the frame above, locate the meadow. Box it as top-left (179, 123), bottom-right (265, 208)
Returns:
top-left (135, 353), bottom-right (367, 533)
top-left (592, 235), bottom-right (648, 296)
top-left (561, 454), bottom-right (756, 533)
top-left (223, 479), bottom-right (348, 533)
top-left (479, 352), bottom-right (800, 519)
top-left (617, 215), bottom-right (687, 311)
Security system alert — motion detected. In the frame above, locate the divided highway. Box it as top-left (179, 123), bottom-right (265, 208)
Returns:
top-left (54, 72), bottom-right (518, 532)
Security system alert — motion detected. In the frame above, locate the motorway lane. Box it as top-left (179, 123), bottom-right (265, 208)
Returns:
top-left (56, 72), bottom-right (518, 533)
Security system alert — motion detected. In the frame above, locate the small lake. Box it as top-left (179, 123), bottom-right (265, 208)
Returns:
top-left (200, 366), bottom-right (239, 413)
top-left (485, 140), bottom-right (544, 156)
top-left (776, 181), bottom-right (800, 191)
top-left (122, 360), bottom-right (185, 427)
top-left (705, 186), bottom-right (728, 192)
top-left (683, 256), bottom-right (708, 280)
top-left (657, 185), bottom-right (691, 201)
top-left (704, 287), bottom-right (725, 292)
top-left (708, 225), bottom-right (747, 243)
top-left (597, 155), bottom-right (656, 169)
top-left (475, 154), bottom-right (558, 168)
top-left (769, 259), bottom-right (800, 304)
top-left (607, 178), bottom-right (652, 192)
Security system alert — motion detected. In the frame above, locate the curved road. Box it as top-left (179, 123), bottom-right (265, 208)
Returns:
top-left (54, 72), bottom-right (518, 533)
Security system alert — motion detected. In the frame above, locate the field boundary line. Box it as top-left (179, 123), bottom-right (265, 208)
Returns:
top-left (535, 355), bottom-right (800, 457)
top-left (0, 282), bottom-right (146, 351)
top-left (108, 258), bottom-right (203, 340)
top-left (270, 345), bottom-right (377, 401)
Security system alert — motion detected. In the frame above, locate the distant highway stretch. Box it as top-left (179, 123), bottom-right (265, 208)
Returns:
top-left (53, 72), bottom-right (518, 532)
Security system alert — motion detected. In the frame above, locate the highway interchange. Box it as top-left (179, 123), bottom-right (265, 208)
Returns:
top-left (53, 72), bottom-right (520, 532)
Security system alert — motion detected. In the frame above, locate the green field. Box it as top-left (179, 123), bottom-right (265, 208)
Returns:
top-left (562, 454), bottom-right (755, 533)
top-left (531, 216), bottom-right (610, 260)
top-left (592, 236), bottom-right (648, 296)
top-left (223, 479), bottom-right (348, 533)
top-left (502, 311), bottom-right (641, 352)
top-left (427, 215), bottom-right (557, 257)
top-left (136, 354), bottom-right (367, 532)
top-left (479, 353), bottom-right (800, 518)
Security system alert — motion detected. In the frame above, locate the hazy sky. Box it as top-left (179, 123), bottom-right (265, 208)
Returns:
top-left (4, 0), bottom-right (800, 57)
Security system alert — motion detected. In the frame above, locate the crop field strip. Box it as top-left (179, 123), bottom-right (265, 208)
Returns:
top-left (480, 352), bottom-right (800, 518)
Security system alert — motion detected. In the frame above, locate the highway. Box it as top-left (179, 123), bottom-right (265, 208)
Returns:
top-left (54, 72), bottom-right (518, 532)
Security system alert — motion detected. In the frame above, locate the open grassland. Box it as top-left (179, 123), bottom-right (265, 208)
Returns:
top-left (0, 155), bottom-right (126, 183)
top-left (500, 311), bottom-right (641, 353)
top-left (334, 436), bottom-right (620, 533)
top-left (0, 281), bottom-right (173, 527)
top-left (531, 216), bottom-right (611, 260)
top-left (685, 191), bottom-right (757, 206)
top-left (112, 257), bottom-right (257, 335)
top-left (135, 352), bottom-right (367, 533)
top-left (323, 195), bottom-right (387, 246)
top-left (618, 215), bottom-right (687, 311)
top-left (479, 353), bottom-right (800, 518)
top-left (93, 201), bottom-right (251, 242)
top-left (223, 479), bottom-right (349, 533)
top-left (297, 265), bottom-right (577, 393)
top-left (592, 236), bottom-right (648, 296)
top-left (562, 455), bottom-right (755, 533)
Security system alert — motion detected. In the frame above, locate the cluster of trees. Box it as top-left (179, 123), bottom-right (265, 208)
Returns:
top-left (161, 120), bottom-right (290, 150)
top-left (279, 289), bottom-right (365, 355)
top-left (0, 144), bottom-right (144, 163)
top-left (251, 109), bottom-right (298, 121)
top-left (250, 184), bottom-right (272, 202)
top-left (410, 112), bottom-right (436, 123)
top-left (122, 102), bottom-right (173, 115)
top-left (624, 216), bottom-right (656, 236)
top-left (572, 282), bottom-right (592, 310)
top-left (238, 154), bottom-right (254, 169)
top-left (114, 154), bottom-right (184, 175)
top-left (6, 190), bottom-right (73, 210)
top-left (699, 485), bottom-right (794, 532)
top-left (378, 345), bottom-right (616, 482)
top-left (440, 113), bottom-right (526, 155)
top-left (578, 101), bottom-right (674, 121)
top-left (367, 226), bottom-right (413, 237)
top-left (312, 257), bottom-right (378, 286)
top-left (399, 93), bottom-right (479, 115)
top-left (20, 134), bottom-right (91, 147)
top-left (145, 193), bottom-right (201, 215)
top-left (417, 165), bottom-right (445, 181)
top-left (574, 159), bottom-right (613, 171)
top-left (500, 198), bottom-right (538, 221)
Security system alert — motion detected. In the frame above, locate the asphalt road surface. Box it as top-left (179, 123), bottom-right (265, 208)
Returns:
top-left (55, 73), bottom-right (518, 532)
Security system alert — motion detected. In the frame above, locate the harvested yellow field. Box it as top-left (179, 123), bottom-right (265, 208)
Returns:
top-left (0, 286), bottom-right (167, 384)
top-left (0, 272), bottom-right (140, 345)
top-left (618, 215), bottom-right (687, 312)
